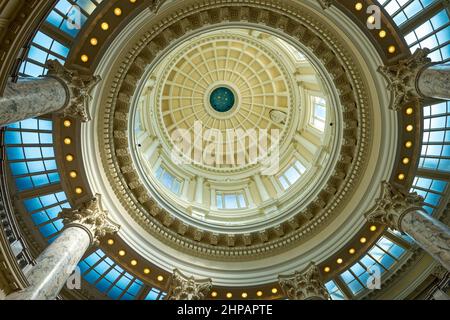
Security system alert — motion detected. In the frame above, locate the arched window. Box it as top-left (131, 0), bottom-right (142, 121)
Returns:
top-left (310, 96), bottom-right (327, 132)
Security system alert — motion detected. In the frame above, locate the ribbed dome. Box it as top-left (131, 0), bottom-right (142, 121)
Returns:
top-left (157, 32), bottom-right (292, 171)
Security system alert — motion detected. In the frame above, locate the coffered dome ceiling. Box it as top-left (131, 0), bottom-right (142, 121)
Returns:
top-left (130, 28), bottom-right (339, 229)
top-left (80, 0), bottom-right (396, 286)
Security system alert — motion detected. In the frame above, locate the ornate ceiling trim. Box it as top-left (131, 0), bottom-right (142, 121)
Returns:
top-left (97, 0), bottom-right (371, 259)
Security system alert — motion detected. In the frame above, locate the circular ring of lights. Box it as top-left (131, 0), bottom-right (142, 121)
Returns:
top-left (84, 0), bottom-right (395, 277)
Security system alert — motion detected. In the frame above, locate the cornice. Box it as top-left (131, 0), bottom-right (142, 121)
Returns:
top-left (0, 0), bottom-right (58, 94)
top-left (96, 0), bottom-right (369, 259)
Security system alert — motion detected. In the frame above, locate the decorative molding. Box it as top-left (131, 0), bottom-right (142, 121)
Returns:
top-left (317, 0), bottom-right (334, 10)
top-left (60, 195), bottom-right (120, 246)
top-left (168, 269), bottom-right (212, 300)
top-left (149, 0), bottom-right (167, 13)
top-left (378, 48), bottom-right (432, 111)
top-left (279, 263), bottom-right (330, 300)
top-left (46, 60), bottom-right (101, 122)
top-left (97, 0), bottom-right (372, 259)
top-left (365, 181), bottom-right (424, 232)
top-left (432, 265), bottom-right (449, 280)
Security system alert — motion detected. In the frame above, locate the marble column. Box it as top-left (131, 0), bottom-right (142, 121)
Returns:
top-left (366, 182), bottom-right (450, 271)
top-left (0, 60), bottom-right (101, 127)
top-left (5, 195), bottom-right (119, 300)
top-left (168, 269), bottom-right (212, 300)
top-left (417, 63), bottom-right (450, 101)
top-left (278, 263), bottom-right (330, 300)
top-left (378, 48), bottom-right (449, 110)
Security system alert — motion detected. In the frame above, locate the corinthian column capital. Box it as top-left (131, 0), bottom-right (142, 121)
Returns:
top-left (365, 181), bottom-right (423, 231)
top-left (378, 48), bottom-right (432, 110)
top-left (60, 195), bottom-right (120, 246)
top-left (279, 263), bottom-right (329, 300)
top-left (46, 60), bottom-right (101, 122)
top-left (168, 269), bottom-right (212, 300)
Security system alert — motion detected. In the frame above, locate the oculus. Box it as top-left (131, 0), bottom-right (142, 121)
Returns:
top-left (209, 86), bottom-right (235, 113)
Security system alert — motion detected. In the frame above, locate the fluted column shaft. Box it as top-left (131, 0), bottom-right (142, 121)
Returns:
top-left (0, 78), bottom-right (67, 127)
top-left (401, 209), bottom-right (450, 271)
top-left (5, 226), bottom-right (91, 300)
top-left (417, 63), bottom-right (450, 100)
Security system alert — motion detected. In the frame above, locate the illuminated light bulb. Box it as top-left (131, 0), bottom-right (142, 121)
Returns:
top-left (349, 248), bottom-right (356, 255)
top-left (405, 141), bottom-right (413, 148)
top-left (75, 187), bottom-right (83, 194)
top-left (226, 293), bottom-right (233, 299)
top-left (107, 239), bottom-right (114, 245)
top-left (114, 8), bottom-right (122, 16)
top-left (211, 291), bottom-right (218, 298)
top-left (157, 275), bottom-right (164, 282)
top-left (64, 137), bottom-right (72, 145)
top-left (336, 258), bottom-right (343, 264)
top-left (324, 267), bottom-right (331, 273)
top-left (256, 291), bottom-right (263, 297)
top-left (388, 45), bottom-right (396, 54)
top-left (398, 173), bottom-right (406, 181)
top-left (90, 38), bottom-right (98, 46)
top-left (69, 171), bottom-right (77, 179)
top-left (271, 288), bottom-right (278, 294)
top-left (360, 237), bottom-right (367, 244)
top-left (241, 292), bottom-right (248, 298)
top-left (118, 250), bottom-right (126, 256)
top-left (66, 154), bottom-right (74, 162)
top-left (144, 268), bottom-right (151, 274)
top-left (379, 30), bottom-right (387, 38)
top-left (406, 107), bottom-right (414, 115)
top-left (63, 120), bottom-right (72, 127)
top-left (81, 54), bottom-right (89, 63)
top-left (101, 22), bottom-right (109, 31)
top-left (402, 157), bottom-right (410, 165)
top-left (355, 3), bottom-right (363, 11)
top-left (406, 125), bottom-right (414, 132)
top-left (370, 225), bottom-right (377, 232)
top-left (131, 260), bottom-right (138, 266)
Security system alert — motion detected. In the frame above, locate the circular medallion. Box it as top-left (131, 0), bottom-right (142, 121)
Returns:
top-left (210, 86), bottom-right (235, 113)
